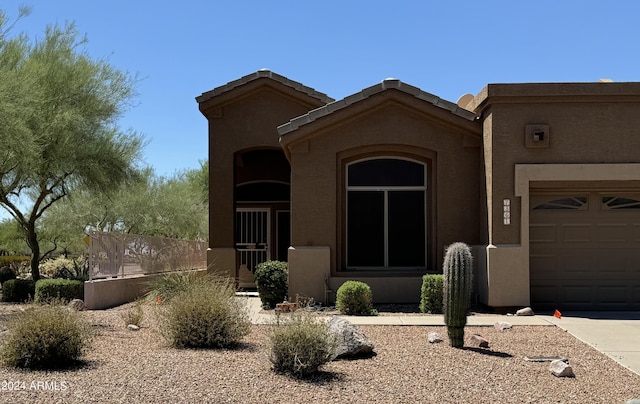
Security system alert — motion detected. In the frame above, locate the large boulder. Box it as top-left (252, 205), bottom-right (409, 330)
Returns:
top-left (327, 317), bottom-right (375, 360)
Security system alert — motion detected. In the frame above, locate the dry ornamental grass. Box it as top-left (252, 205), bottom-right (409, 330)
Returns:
top-left (0, 302), bottom-right (639, 403)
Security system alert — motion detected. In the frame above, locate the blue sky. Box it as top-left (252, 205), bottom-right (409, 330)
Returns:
top-left (3, 1), bottom-right (640, 177)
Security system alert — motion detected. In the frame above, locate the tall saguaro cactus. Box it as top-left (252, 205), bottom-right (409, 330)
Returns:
top-left (443, 242), bottom-right (473, 348)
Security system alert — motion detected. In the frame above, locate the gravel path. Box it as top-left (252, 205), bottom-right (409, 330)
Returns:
top-left (0, 302), bottom-right (639, 403)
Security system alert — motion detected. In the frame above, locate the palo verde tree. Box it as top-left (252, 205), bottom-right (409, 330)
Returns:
top-left (0, 8), bottom-right (144, 280)
top-left (40, 165), bottom-right (209, 246)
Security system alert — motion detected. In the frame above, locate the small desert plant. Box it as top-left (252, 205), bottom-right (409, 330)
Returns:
top-left (269, 312), bottom-right (336, 378)
top-left (121, 299), bottom-right (144, 327)
top-left (0, 304), bottom-right (93, 369)
top-left (443, 242), bottom-right (473, 348)
top-left (159, 276), bottom-right (250, 348)
top-left (254, 260), bottom-right (288, 309)
top-left (147, 271), bottom-right (209, 303)
top-left (1, 279), bottom-right (35, 302)
top-left (34, 279), bottom-right (84, 304)
top-left (335, 281), bottom-right (377, 316)
top-left (419, 274), bottom-right (444, 314)
top-left (39, 256), bottom-right (71, 278)
top-left (0, 266), bottom-right (16, 285)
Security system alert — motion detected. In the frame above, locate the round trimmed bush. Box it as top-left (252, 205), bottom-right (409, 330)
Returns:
top-left (254, 260), bottom-right (288, 309)
top-left (0, 266), bottom-right (16, 285)
top-left (159, 276), bottom-right (250, 348)
top-left (0, 304), bottom-right (93, 369)
top-left (336, 281), bottom-right (377, 316)
top-left (269, 313), bottom-right (336, 378)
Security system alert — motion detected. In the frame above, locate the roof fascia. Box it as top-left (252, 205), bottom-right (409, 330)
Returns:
top-left (470, 82), bottom-right (640, 115)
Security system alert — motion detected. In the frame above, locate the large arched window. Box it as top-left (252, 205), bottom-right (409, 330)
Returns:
top-left (346, 158), bottom-right (427, 269)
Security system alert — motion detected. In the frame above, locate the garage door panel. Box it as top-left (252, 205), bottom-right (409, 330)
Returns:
top-left (633, 224), bottom-right (640, 241)
top-left (558, 253), bottom-right (593, 276)
top-left (561, 224), bottom-right (592, 243)
top-left (598, 286), bottom-right (627, 304)
top-left (530, 191), bottom-right (640, 310)
top-left (530, 254), bottom-right (557, 281)
top-left (530, 284), bottom-right (558, 306)
top-left (530, 224), bottom-right (557, 243)
top-left (563, 286), bottom-right (593, 304)
top-left (633, 287), bottom-right (640, 304)
top-left (596, 223), bottom-right (632, 243)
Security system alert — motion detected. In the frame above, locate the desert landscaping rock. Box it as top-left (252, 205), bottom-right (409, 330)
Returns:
top-left (516, 307), bottom-right (535, 316)
top-left (550, 359), bottom-right (575, 377)
top-left (328, 317), bottom-right (375, 359)
top-left (494, 321), bottom-right (513, 331)
top-left (470, 334), bottom-right (490, 348)
top-left (68, 299), bottom-right (86, 311)
top-left (0, 302), bottom-right (638, 402)
top-left (428, 331), bottom-right (443, 343)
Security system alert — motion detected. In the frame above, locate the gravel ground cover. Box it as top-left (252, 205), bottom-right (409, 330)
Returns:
top-left (0, 302), bottom-right (639, 403)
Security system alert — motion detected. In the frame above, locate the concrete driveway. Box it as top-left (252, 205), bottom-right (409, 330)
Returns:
top-left (540, 311), bottom-right (640, 376)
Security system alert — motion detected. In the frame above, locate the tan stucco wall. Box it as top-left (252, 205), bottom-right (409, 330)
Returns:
top-left (284, 91), bottom-right (482, 303)
top-left (288, 246), bottom-right (330, 304)
top-left (473, 83), bottom-right (640, 307)
top-left (199, 78), bottom-right (327, 276)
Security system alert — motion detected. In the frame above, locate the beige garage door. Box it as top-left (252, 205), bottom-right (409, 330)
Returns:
top-left (530, 192), bottom-right (640, 310)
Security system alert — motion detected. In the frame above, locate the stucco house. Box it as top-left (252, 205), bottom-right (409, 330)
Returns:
top-left (197, 70), bottom-right (640, 311)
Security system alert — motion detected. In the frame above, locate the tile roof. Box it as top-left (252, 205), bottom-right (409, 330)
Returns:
top-left (196, 69), bottom-right (334, 104)
top-left (277, 79), bottom-right (477, 136)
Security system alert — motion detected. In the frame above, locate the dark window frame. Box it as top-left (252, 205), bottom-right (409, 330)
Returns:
top-left (345, 157), bottom-right (428, 270)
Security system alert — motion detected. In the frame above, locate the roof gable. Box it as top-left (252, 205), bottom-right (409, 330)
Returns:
top-left (277, 79), bottom-right (477, 137)
top-left (196, 69), bottom-right (334, 106)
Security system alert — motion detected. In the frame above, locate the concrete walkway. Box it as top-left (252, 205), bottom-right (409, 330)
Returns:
top-left (238, 294), bottom-right (640, 376)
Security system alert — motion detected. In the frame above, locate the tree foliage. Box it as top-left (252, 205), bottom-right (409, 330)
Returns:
top-left (40, 162), bottom-right (208, 249)
top-left (0, 9), bottom-right (144, 279)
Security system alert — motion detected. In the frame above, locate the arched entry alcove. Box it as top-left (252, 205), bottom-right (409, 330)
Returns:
top-left (234, 149), bottom-right (291, 277)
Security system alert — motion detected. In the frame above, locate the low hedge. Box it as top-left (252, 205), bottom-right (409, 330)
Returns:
top-left (1, 279), bottom-right (36, 303)
top-left (34, 279), bottom-right (84, 304)
top-left (420, 274), bottom-right (444, 314)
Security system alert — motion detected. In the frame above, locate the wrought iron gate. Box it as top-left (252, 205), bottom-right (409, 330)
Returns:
top-left (235, 208), bottom-right (270, 273)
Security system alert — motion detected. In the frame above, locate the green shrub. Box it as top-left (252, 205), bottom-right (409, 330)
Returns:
top-left (147, 271), bottom-right (209, 303)
top-left (420, 274), bottom-right (444, 314)
top-left (269, 312), bottom-right (336, 378)
top-left (336, 281), bottom-right (377, 316)
top-left (121, 299), bottom-right (144, 327)
top-left (39, 256), bottom-right (88, 281)
top-left (0, 304), bottom-right (93, 369)
top-left (1, 279), bottom-right (35, 302)
top-left (159, 276), bottom-right (250, 348)
top-left (34, 279), bottom-right (84, 304)
top-left (254, 260), bottom-right (288, 309)
top-left (0, 266), bottom-right (16, 285)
